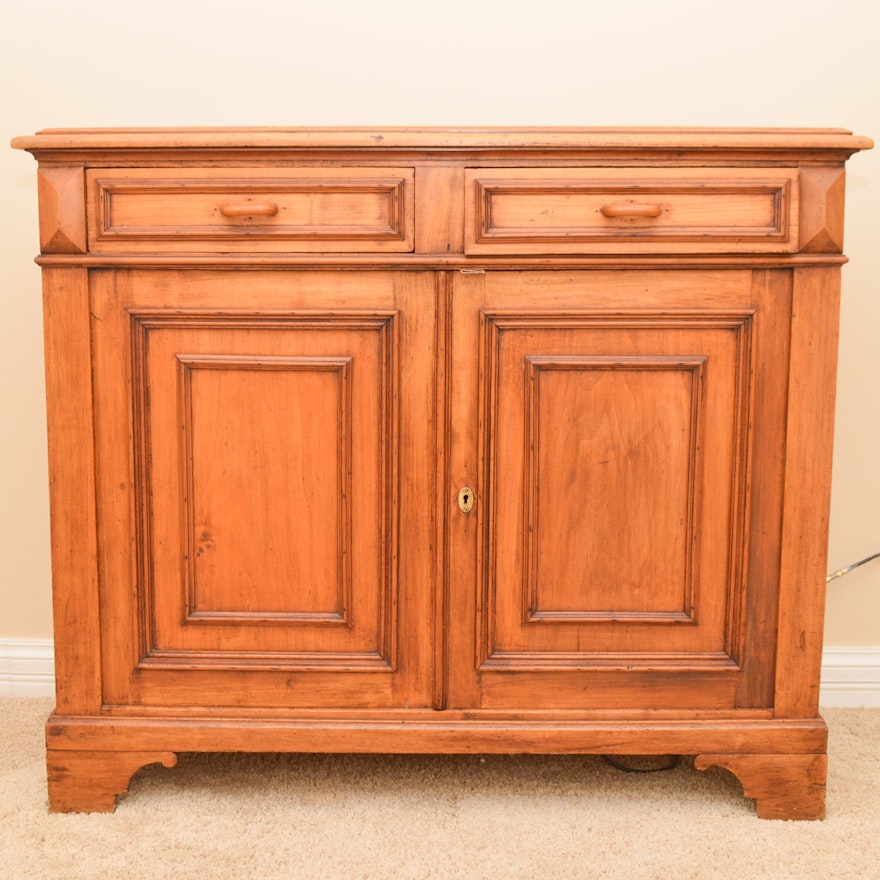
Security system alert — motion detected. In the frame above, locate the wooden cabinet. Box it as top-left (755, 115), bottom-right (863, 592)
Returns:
top-left (12, 127), bottom-right (871, 818)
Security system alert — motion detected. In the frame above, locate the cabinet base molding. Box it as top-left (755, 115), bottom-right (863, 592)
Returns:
top-left (45, 715), bottom-right (828, 817)
top-left (45, 711), bottom-right (827, 755)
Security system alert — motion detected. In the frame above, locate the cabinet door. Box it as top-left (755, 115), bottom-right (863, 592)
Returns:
top-left (91, 270), bottom-right (437, 709)
top-left (447, 269), bottom-right (790, 711)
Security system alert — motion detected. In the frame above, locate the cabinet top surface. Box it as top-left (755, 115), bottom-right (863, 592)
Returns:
top-left (11, 126), bottom-right (873, 155)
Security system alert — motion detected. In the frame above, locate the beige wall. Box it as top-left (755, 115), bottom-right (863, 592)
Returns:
top-left (1, 0), bottom-right (878, 643)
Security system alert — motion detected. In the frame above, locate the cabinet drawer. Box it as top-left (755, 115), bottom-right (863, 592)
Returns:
top-left (86, 167), bottom-right (414, 253)
top-left (464, 167), bottom-right (799, 254)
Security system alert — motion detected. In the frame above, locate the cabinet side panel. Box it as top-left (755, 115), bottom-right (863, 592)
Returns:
top-left (734, 270), bottom-right (791, 708)
top-left (42, 267), bottom-right (102, 711)
top-left (775, 267), bottom-right (840, 717)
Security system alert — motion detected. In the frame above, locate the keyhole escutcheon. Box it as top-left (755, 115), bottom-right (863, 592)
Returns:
top-left (457, 487), bottom-right (475, 513)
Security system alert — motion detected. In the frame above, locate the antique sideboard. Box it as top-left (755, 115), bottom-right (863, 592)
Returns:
top-left (12, 127), bottom-right (872, 817)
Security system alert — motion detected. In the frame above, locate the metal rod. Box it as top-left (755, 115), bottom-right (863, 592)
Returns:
top-left (827, 551), bottom-right (880, 583)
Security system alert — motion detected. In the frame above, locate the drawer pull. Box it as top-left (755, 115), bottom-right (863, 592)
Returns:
top-left (218, 202), bottom-right (279, 218)
top-left (600, 203), bottom-right (662, 219)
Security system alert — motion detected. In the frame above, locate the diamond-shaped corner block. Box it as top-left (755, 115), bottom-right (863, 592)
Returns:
top-left (799, 166), bottom-right (846, 254)
top-left (37, 165), bottom-right (87, 254)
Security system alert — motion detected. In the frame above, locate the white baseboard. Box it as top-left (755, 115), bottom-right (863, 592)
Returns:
top-left (819, 647), bottom-right (880, 708)
top-left (0, 638), bottom-right (55, 697)
top-left (2, 639), bottom-right (879, 706)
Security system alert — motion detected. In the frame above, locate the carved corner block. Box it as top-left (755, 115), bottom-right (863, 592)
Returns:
top-left (695, 753), bottom-right (827, 820)
top-left (37, 165), bottom-right (87, 254)
top-left (799, 167), bottom-right (846, 254)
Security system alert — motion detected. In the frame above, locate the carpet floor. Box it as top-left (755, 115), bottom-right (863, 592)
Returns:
top-left (1, 699), bottom-right (878, 879)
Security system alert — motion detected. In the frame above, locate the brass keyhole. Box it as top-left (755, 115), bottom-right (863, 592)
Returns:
top-left (457, 487), bottom-right (475, 513)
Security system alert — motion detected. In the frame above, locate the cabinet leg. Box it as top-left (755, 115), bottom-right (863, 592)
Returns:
top-left (694, 753), bottom-right (827, 820)
top-left (47, 749), bottom-right (178, 813)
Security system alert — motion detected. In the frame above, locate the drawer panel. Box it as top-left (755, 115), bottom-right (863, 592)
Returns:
top-left (86, 167), bottom-right (414, 253)
top-left (464, 167), bottom-right (799, 254)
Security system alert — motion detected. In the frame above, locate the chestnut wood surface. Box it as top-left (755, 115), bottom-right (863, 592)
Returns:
top-left (46, 750), bottom-right (178, 814)
top-left (695, 754), bottom-right (828, 820)
top-left (12, 127), bottom-right (871, 817)
top-left (11, 126), bottom-right (872, 153)
top-left (464, 167), bottom-right (800, 254)
top-left (85, 167), bottom-right (415, 253)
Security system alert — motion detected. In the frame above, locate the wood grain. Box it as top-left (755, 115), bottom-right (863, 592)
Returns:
top-left (774, 268), bottom-right (841, 716)
top-left (46, 714), bottom-right (826, 757)
top-left (41, 268), bottom-right (102, 712)
top-left (47, 749), bottom-right (178, 813)
top-left (465, 167), bottom-right (799, 254)
top-left (37, 165), bottom-right (86, 253)
top-left (415, 166), bottom-right (465, 254)
top-left (450, 271), bottom-right (761, 712)
top-left (12, 126), bottom-right (873, 153)
top-left (89, 270), bottom-right (436, 708)
top-left (86, 167), bottom-right (414, 253)
top-left (799, 166), bottom-right (847, 253)
top-left (695, 753), bottom-right (827, 820)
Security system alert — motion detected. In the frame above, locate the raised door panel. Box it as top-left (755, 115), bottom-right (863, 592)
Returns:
top-left (140, 314), bottom-right (393, 663)
top-left (91, 270), bottom-right (436, 709)
top-left (447, 269), bottom-right (790, 711)
top-left (485, 315), bottom-right (745, 663)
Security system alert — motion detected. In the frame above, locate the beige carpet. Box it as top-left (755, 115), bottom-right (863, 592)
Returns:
top-left (1, 699), bottom-right (879, 879)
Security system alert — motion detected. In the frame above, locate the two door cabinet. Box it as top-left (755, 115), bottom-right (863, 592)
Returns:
top-left (12, 127), bottom-right (871, 817)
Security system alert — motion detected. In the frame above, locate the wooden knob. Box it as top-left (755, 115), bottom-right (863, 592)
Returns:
top-left (600, 203), bottom-right (662, 219)
top-left (218, 202), bottom-right (279, 217)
